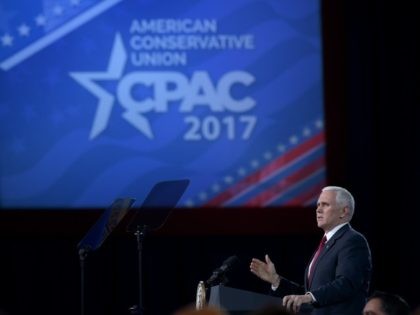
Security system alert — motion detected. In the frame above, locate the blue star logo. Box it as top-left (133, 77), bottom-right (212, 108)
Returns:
top-left (70, 33), bottom-right (153, 139)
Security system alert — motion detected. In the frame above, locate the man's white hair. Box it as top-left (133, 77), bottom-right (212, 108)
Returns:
top-left (322, 186), bottom-right (355, 219)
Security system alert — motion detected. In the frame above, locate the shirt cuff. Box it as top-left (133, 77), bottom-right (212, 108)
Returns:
top-left (306, 292), bottom-right (316, 303)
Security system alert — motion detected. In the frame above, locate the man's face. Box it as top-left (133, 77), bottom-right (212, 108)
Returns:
top-left (363, 298), bottom-right (386, 315)
top-left (316, 190), bottom-right (345, 232)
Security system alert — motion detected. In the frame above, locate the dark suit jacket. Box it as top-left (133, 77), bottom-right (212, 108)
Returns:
top-left (274, 224), bottom-right (372, 315)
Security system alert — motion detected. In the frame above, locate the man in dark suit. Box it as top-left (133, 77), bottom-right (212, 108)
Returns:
top-left (250, 186), bottom-right (372, 314)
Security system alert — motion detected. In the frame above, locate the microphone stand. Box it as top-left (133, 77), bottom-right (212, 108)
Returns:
top-left (219, 275), bottom-right (229, 286)
top-left (205, 273), bottom-right (229, 288)
top-left (79, 248), bottom-right (89, 315)
top-left (129, 224), bottom-right (148, 315)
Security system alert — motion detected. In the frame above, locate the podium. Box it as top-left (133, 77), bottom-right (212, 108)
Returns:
top-left (208, 285), bottom-right (313, 315)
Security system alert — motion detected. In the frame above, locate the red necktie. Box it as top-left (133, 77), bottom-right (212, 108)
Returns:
top-left (308, 235), bottom-right (327, 287)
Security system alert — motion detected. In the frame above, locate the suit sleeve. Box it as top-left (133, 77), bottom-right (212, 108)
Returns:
top-left (270, 277), bottom-right (305, 297)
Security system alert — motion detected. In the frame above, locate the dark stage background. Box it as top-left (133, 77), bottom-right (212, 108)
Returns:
top-left (1, 1), bottom-right (419, 315)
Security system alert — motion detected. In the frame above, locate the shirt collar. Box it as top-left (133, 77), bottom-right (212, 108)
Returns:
top-left (325, 222), bottom-right (348, 241)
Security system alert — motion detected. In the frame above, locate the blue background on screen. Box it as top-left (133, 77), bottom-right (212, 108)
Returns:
top-left (0, 0), bottom-right (325, 208)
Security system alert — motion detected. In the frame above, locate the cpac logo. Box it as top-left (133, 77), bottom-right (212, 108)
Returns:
top-left (70, 33), bottom-right (255, 139)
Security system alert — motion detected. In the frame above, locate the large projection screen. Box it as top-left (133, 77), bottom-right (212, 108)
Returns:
top-left (0, 0), bottom-right (325, 209)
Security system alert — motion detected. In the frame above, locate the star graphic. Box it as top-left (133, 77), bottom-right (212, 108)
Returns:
top-left (35, 14), bottom-right (46, 26)
top-left (70, 0), bottom-right (81, 6)
top-left (53, 5), bottom-right (64, 16)
top-left (18, 24), bottom-right (31, 36)
top-left (1, 33), bottom-right (13, 46)
top-left (70, 33), bottom-right (153, 139)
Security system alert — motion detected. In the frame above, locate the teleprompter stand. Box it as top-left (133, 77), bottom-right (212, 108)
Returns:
top-left (77, 197), bottom-right (136, 315)
top-left (126, 179), bottom-right (190, 315)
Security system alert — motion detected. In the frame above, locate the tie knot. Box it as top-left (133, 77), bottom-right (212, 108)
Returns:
top-left (319, 235), bottom-right (327, 248)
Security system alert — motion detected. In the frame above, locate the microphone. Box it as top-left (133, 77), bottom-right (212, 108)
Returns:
top-left (205, 255), bottom-right (239, 287)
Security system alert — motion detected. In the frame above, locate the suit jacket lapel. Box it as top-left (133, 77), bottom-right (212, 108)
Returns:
top-left (321, 224), bottom-right (350, 256)
top-left (306, 224), bottom-right (351, 288)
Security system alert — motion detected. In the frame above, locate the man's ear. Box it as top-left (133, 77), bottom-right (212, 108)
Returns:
top-left (340, 206), bottom-right (349, 219)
